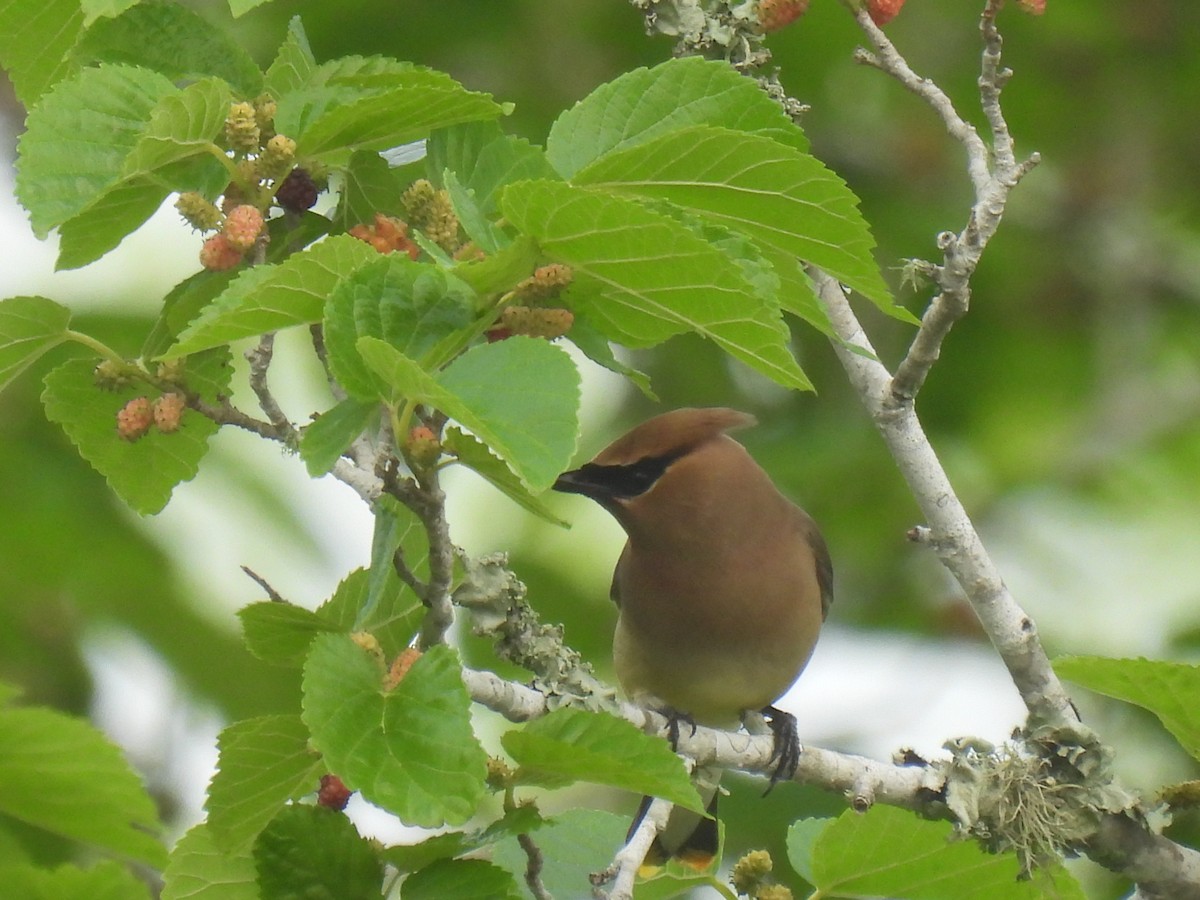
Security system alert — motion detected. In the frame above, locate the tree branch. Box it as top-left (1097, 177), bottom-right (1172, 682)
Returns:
top-left (851, 2), bottom-right (1040, 402)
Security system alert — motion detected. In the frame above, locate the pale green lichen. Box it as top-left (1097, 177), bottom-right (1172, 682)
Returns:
top-left (941, 723), bottom-right (1155, 876)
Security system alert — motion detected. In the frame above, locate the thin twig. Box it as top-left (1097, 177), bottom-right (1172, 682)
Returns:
top-left (517, 833), bottom-right (554, 900)
top-left (246, 333), bottom-right (295, 437)
top-left (189, 395), bottom-right (282, 440)
top-left (240, 566), bottom-right (287, 602)
top-left (851, 2), bottom-right (1040, 402)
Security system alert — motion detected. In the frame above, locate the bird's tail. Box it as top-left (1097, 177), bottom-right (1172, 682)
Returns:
top-left (630, 767), bottom-right (722, 875)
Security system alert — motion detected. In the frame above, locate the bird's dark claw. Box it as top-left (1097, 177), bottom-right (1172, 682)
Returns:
top-left (660, 708), bottom-right (698, 751)
top-left (761, 705), bottom-right (799, 795)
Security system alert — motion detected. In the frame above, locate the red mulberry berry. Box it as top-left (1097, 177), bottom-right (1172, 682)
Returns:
top-left (275, 168), bottom-right (319, 213)
top-left (222, 205), bottom-right (264, 252)
top-left (867, 0), bottom-right (906, 25)
top-left (317, 774), bottom-right (352, 810)
top-left (200, 234), bottom-right (243, 271)
top-left (152, 393), bottom-right (186, 433)
top-left (117, 397), bottom-right (153, 442)
top-left (758, 0), bottom-right (809, 32)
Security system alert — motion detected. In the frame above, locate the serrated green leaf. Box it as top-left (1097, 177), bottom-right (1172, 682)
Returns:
top-left (42, 357), bottom-right (223, 515)
top-left (280, 61), bottom-right (507, 162)
top-left (300, 398), bottom-right (378, 476)
top-left (254, 805), bottom-right (383, 900)
top-left (53, 177), bottom-right (170, 271)
top-left (166, 235), bottom-right (378, 358)
top-left (382, 805), bottom-right (545, 874)
top-left (240, 602), bottom-right (341, 667)
top-left (442, 169), bottom-right (508, 253)
top-left (443, 427), bottom-right (569, 527)
top-left (356, 336), bottom-right (580, 492)
top-left (207, 715), bottom-right (324, 854)
top-left (143, 270), bottom-right (240, 360)
top-left (403, 859), bottom-right (522, 900)
top-left (0, 296), bottom-right (72, 392)
top-left (81, 0), bottom-right (139, 24)
top-left (491, 808), bottom-right (631, 900)
top-left (450, 235), bottom-right (540, 297)
top-left (802, 806), bottom-right (1085, 899)
top-left (16, 64), bottom-right (176, 237)
top-left (302, 637), bottom-right (487, 827)
top-left (323, 256), bottom-right (476, 400)
top-left (264, 16), bottom-right (316, 98)
top-left (124, 77), bottom-right (229, 173)
top-left (0, 0), bottom-right (84, 107)
top-left (502, 708), bottom-right (704, 814)
top-left (785, 817), bottom-right (834, 885)
top-left (74, 1), bottom-right (262, 97)
top-left (0, 860), bottom-right (152, 900)
top-left (502, 179), bottom-right (811, 390)
top-left (429, 120), bottom-right (559, 216)
top-left (0, 705), bottom-right (166, 866)
top-left (566, 310), bottom-right (656, 399)
top-left (336, 149), bottom-right (408, 232)
top-left (228, 0), bottom-right (271, 16)
top-left (1055, 656), bottom-right (1200, 761)
top-left (547, 56), bottom-right (808, 180)
top-left (162, 824), bottom-right (258, 900)
top-left (316, 566), bottom-right (425, 661)
top-left (575, 125), bottom-right (898, 315)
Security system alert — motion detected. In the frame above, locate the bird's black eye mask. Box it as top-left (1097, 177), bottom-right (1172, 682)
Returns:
top-left (552, 452), bottom-right (683, 502)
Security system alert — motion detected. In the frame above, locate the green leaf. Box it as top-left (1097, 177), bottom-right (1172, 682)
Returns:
top-left (42, 356), bottom-right (225, 515)
top-left (143, 270), bottom-right (240, 360)
top-left (356, 336), bottom-right (581, 492)
top-left (502, 708), bottom-right (704, 813)
top-left (162, 824), bottom-right (258, 900)
top-left (300, 398), bottom-right (379, 476)
top-left (0, 705), bottom-right (166, 866)
top-left (16, 64), bottom-right (176, 237)
top-left (301, 637), bottom-right (487, 827)
top-left (207, 715), bottom-right (324, 854)
top-left (501, 179), bottom-right (810, 390)
top-left (443, 427), bottom-right (569, 527)
top-left (166, 235), bottom-right (378, 358)
top-left (428, 120), bottom-right (558, 216)
top-left (322, 256), bottom-right (477, 400)
top-left (124, 77), bottom-right (229, 173)
top-left (442, 169), bottom-right (509, 254)
top-left (0, 296), bottom-right (71, 393)
top-left (228, 0), bottom-right (271, 16)
top-left (80, 0), bottom-right (139, 24)
top-left (54, 176), bottom-right (178, 271)
top-left (0, 860), bottom-right (152, 900)
top-left (74, 1), bottom-right (262, 97)
top-left (450, 235), bottom-right (540, 297)
top-left (566, 311), bottom-right (656, 399)
top-left (336, 149), bottom-right (408, 232)
top-left (383, 806), bottom-right (545, 873)
top-left (794, 805), bottom-right (1085, 899)
top-left (575, 125), bottom-right (897, 314)
top-left (1055, 656), bottom-right (1200, 761)
top-left (546, 56), bottom-right (808, 180)
top-left (403, 859), bottom-right (522, 900)
top-left (264, 17), bottom-right (316, 98)
top-left (280, 61), bottom-right (507, 162)
top-left (785, 817), bottom-right (833, 885)
top-left (254, 805), bottom-right (383, 900)
top-left (0, 0), bottom-right (84, 107)
top-left (317, 564), bottom-right (425, 660)
top-left (491, 808), bottom-right (630, 900)
top-left (240, 603), bottom-right (341, 667)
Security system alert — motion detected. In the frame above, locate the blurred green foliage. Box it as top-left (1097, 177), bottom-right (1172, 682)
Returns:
top-left (2, 1), bottom-right (1199, 893)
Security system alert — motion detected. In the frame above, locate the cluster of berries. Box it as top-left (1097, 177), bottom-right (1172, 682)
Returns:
top-left (115, 393), bottom-right (186, 442)
top-left (348, 180), bottom-right (462, 259)
top-left (178, 96), bottom-right (323, 272)
top-left (487, 264), bottom-right (576, 342)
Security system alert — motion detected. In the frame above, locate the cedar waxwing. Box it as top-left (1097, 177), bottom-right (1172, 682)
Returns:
top-left (554, 408), bottom-right (833, 867)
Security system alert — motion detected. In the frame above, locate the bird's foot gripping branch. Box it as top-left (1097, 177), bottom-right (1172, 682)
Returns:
top-left (3, 2), bottom-right (1200, 900)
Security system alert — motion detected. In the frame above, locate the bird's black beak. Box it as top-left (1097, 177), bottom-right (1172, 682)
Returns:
top-left (552, 466), bottom-right (595, 496)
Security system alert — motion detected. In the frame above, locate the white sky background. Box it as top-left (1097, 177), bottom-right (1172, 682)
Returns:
top-left (4, 124), bottom-right (1200, 885)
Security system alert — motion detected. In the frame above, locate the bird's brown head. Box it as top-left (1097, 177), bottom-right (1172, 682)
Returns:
top-left (552, 408), bottom-right (756, 511)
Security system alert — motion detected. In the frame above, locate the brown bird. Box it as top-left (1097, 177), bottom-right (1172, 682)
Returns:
top-left (553, 407), bottom-right (832, 868)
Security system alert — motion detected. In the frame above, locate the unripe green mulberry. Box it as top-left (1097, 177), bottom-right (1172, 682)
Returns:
top-left (175, 192), bottom-right (222, 232)
top-left (402, 179), bottom-right (459, 251)
top-left (225, 101), bottom-right (260, 153)
top-left (514, 264), bottom-right (574, 303)
top-left (259, 134), bottom-right (297, 180)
